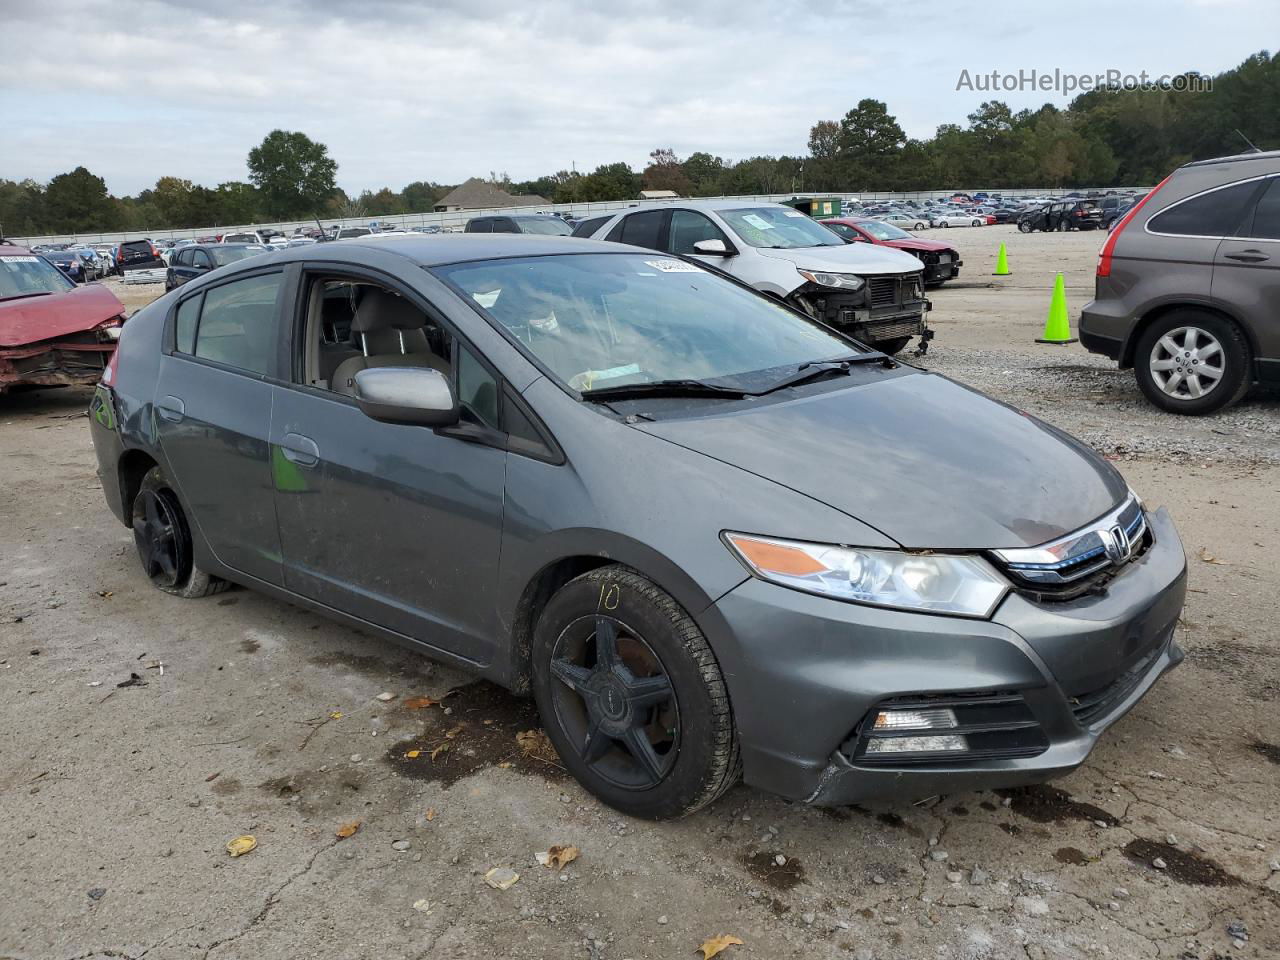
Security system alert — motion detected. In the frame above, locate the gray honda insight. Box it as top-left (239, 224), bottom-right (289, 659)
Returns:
top-left (89, 235), bottom-right (1186, 819)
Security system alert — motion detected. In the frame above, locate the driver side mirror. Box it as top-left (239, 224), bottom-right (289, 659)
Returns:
top-left (692, 239), bottom-right (731, 256)
top-left (353, 367), bottom-right (459, 427)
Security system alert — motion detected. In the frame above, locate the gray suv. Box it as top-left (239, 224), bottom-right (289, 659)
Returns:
top-left (1080, 150), bottom-right (1280, 414)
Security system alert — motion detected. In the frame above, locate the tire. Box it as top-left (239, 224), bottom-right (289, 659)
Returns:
top-left (1133, 310), bottom-right (1251, 415)
top-left (531, 566), bottom-right (739, 819)
top-left (940, 221), bottom-right (949, 228)
top-left (972, 220), bottom-right (982, 227)
top-left (1018, 220), bottom-right (1033, 233)
top-left (1056, 219), bottom-right (1068, 232)
top-left (132, 467), bottom-right (230, 598)
top-left (914, 222), bottom-right (926, 231)
top-left (875, 336), bottom-right (913, 356)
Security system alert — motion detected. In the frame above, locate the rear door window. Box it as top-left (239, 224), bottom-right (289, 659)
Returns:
top-left (606, 210), bottom-right (666, 250)
top-left (191, 273), bottom-right (283, 375)
top-left (174, 294), bottom-right (201, 354)
top-left (1247, 177), bottom-right (1280, 240)
top-left (1149, 180), bottom-right (1263, 238)
top-left (491, 218), bottom-right (518, 233)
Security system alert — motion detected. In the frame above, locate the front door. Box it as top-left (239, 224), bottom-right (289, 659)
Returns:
top-left (154, 270), bottom-right (286, 585)
top-left (269, 268), bottom-right (507, 665)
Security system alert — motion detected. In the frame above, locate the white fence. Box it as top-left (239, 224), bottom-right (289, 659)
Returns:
top-left (8, 186), bottom-right (1150, 247)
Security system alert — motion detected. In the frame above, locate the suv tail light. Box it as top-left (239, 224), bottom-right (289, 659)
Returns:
top-left (1098, 174), bottom-right (1172, 278)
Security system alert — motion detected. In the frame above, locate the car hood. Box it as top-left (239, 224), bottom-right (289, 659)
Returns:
top-left (636, 372), bottom-right (1127, 550)
top-left (755, 243), bottom-right (924, 276)
top-left (882, 237), bottom-right (955, 254)
top-left (0, 283), bottom-right (126, 346)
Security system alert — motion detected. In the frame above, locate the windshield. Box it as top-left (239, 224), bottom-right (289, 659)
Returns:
top-left (0, 254), bottom-right (75, 299)
top-left (513, 217), bottom-right (573, 236)
top-left (858, 221), bottom-right (912, 241)
top-left (719, 207), bottom-right (845, 249)
top-left (436, 253), bottom-right (857, 392)
top-left (209, 245), bottom-right (265, 267)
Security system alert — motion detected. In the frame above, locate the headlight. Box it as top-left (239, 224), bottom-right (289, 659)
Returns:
top-left (723, 533), bottom-right (1009, 618)
top-left (797, 269), bottom-right (864, 291)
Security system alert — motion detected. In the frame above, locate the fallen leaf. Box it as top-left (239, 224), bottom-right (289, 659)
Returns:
top-left (226, 835), bottom-right (257, 858)
top-left (1198, 547), bottom-right (1227, 564)
top-left (445, 725), bottom-right (464, 739)
top-left (412, 898), bottom-right (432, 913)
top-left (515, 729), bottom-right (558, 762)
top-left (403, 696), bottom-right (439, 710)
top-left (425, 807), bottom-right (437, 821)
top-left (484, 866), bottom-right (520, 890)
top-left (697, 935), bottom-right (744, 960)
top-left (536, 844), bottom-right (580, 871)
top-left (498, 761), bottom-right (513, 769)
top-left (430, 742), bottom-right (451, 762)
top-left (335, 820), bottom-right (361, 839)
top-left (97, 590), bottom-right (113, 599)
top-left (329, 711), bottom-right (343, 720)
top-left (405, 749), bottom-right (421, 759)
top-left (205, 771), bottom-right (221, 782)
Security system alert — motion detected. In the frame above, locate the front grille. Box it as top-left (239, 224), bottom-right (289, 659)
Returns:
top-left (1069, 641), bottom-right (1165, 727)
top-left (841, 691), bottom-right (1049, 765)
top-left (866, 277), bottom-right (897, 308)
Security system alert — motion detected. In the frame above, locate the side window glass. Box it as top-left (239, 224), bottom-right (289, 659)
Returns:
top-left (193, 273), bottom-right (282, 375)
top-left (1248, 178), bottom-right (1280, 240)
top-left (174, 294), bottom-right (201, 355)
top-left (1149, 180), bottom-right (1261, 237)
top-left (193, 250), bottom-right (213, 269)
top-left (455, 343), bottom-right (499, 428)
top-left (607, 210), bottom-right (665, 249)
top-left (668, 210), bottom-right (727, 254)
top-left (492, 219), bottom-right (518, 233)
top-left (470, 219), bottom-right (490, 233)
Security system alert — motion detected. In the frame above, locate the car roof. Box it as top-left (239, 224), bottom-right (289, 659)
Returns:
top-left (0, 243), bottom-right (33, 255)
top-left (1183, 149), bottom-right (1280, 168)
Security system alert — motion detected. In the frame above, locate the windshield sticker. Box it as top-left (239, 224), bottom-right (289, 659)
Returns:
top-left (741, 214), bottom-right (774, 230)
top-left (0, 255), bottom-right (39, 263)
top-left (569, 363), bottom-right (642, 391)
top-left (643, 259), bottom-right (700, 273)
top-left (472, 290), bottom-right (501, 308)
top-left (782, 210), bottom-right (806, 217)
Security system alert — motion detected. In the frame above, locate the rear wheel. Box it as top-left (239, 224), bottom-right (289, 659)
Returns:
top-left (531, 566), bottom-right (739, 819)
top-left (1056, 219), bottom-right (1069, 232)
top-left (1133, 310), bottom-right (1250, 415)
top-left (132, 467), bottom-right (229, 598)
top-left (1018, 220), bottom-right (1033, 233)
top-left (876, 336), bottom-right (913, 355)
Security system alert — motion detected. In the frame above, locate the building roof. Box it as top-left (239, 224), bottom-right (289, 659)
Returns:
top-left (638, 189), bottom-right (680, 199)
top-left (434, 178), bottom-right (550, 210)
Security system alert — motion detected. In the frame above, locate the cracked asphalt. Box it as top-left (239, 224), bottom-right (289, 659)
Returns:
top-left (2, 227), bottom-right (1279, 959)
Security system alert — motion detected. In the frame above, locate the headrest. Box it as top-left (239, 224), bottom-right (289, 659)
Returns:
top-left (351, 288), bottom-right (427, 333)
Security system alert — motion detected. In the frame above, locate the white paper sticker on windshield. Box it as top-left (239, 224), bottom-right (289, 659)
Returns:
top-left (741, 214), bottom-right (774, 230)
top-left (782, 210), bottom-right (806, 217)
top-left (643, 259), bottom-right (700, 273)
top-left (0, 255), bottom-right (39, 262)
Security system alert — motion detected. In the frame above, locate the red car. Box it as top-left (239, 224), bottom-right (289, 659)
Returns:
top-left (821, 219), bottom-right (963, 287)
top-left (0, 243), bottom-right (127, 393)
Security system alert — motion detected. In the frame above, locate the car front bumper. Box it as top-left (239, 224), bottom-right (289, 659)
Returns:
top-left (706, 507), bottom-right (1187, 804)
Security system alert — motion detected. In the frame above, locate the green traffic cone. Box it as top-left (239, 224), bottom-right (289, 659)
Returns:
top-left (993, 242), bottom-right (1010, 276)
top-left (1036, 272), bottom-right (1077, 344)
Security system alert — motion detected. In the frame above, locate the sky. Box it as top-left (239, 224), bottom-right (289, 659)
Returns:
top-left (1, 0), bottom-right (1275, 197)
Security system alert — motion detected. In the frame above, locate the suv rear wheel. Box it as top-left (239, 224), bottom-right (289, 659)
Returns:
top-left (1133, 310), bottom-right (1251, 415)
top-left (132, 467), bottom-right (230, 598)
top-left (531, 566), bottom-right (739, 819)
top-left (1018, 220), bottom-right (1033, 233)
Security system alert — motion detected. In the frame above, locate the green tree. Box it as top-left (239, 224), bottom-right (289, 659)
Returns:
top-left (401, 180), bottom-right (448, 212)
top-left (642, 148), bottom-right (693, 195)
top-left (215, 182), bottom-right (260, 224)
top-left (836, 99), bottom-right (906, 187)
top-left (43, 167), bottom-right (119, 233)
top-left (682, 153), bottom-right (726, 195)
top-left (247, 130), bottom-right (338, 219)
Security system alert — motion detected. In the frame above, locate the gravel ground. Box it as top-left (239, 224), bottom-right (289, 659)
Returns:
top-left (2, 231), bottom-right (1279, 960)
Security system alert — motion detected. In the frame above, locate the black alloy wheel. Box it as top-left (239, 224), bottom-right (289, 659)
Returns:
top-left (133, 485), bottom-right (191, 590)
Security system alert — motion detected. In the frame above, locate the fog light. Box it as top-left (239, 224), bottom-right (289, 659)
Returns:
top-left (865, 735), bottom-right (967, 754)
top-left (873, 708), bottom-right (957, 731)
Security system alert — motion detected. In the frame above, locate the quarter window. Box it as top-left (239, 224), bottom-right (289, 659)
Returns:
top-left (174, 294), bottom-right (201, 354)
top-left (192, 273), bottom-right (282, 375)
top-left (1148, 180), bottom-right (1262, 237)
top-left (1248, 177), bottom-right (1280, 240)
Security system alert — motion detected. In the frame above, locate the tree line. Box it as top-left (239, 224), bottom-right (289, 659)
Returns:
top-left (2, 50), bottom-right (1274, 238)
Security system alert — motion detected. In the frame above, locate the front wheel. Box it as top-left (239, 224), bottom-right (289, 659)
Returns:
top-left (1133, 311), bottom-right (1251, 415)
top-left (531, 566), bottom-right (739, 819)
top-left (1018, 220), bottom-right (1033, 233)
top-left (132, 467), bottom-right (230, 598)
top-left (1056, 220), bottom-right (1069, 232)
top-left (940, 221), bottom-right (949, 228)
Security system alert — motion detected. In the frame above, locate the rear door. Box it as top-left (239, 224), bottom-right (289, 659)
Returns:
top-left (1213, 175), bottom-right (1280, 373)
top-left (154, 269), bottom-right (290, 585)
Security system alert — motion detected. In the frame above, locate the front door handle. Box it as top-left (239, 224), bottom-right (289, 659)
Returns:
top-left (156, 395), bottom-right (185, 423)
top-left (1224, 250), bottom-right (1269, 263)
top-left (279, 433), bottom-right (320, 467)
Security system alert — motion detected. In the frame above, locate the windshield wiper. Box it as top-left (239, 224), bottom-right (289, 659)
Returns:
top-left (752, 353), bottom-right (892, 395)
top-left (0, 292), bottom-right (53, 303)
top-left (580, 379), bottom-right (747, 402)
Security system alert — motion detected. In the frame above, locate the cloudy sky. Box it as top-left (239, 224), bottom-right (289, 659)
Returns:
top-left (1, 0), bottom-right (1274, 196)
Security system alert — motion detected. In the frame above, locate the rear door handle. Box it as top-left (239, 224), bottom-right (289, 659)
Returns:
top-left (1224, 250), bottom-right (1269, 263)
top-left (279, 433), bottom-right (320, 467)
top-left (156, 395), bottom-right (185, 423)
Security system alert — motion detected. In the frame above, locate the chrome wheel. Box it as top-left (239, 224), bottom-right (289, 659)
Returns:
top-left (1149, 326), bottom-right (1225, 400)
top-left (548, 615), bottom-right (679, 790)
